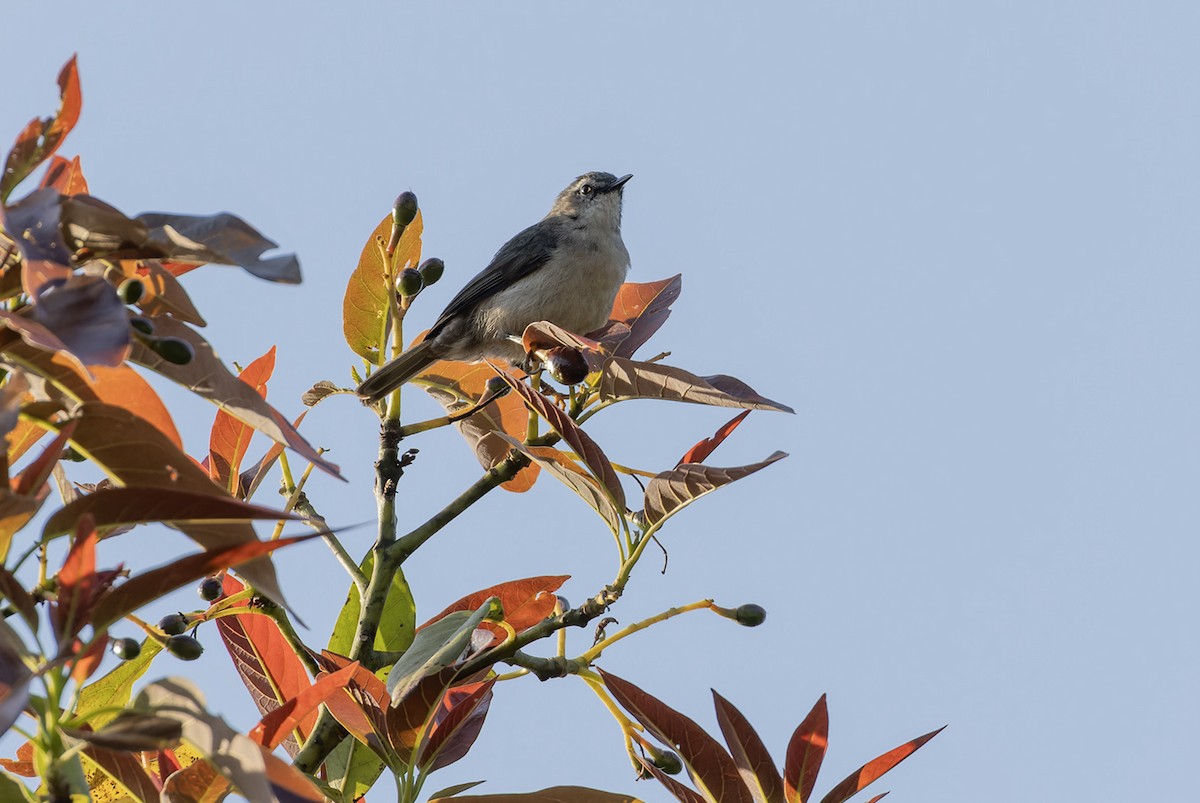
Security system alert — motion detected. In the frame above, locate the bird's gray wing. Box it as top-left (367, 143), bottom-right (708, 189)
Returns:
top-left (426, 221), bottom-right (558, 339)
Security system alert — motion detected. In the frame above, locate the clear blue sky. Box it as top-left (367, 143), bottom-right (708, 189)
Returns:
top-left (5, 3), bottom-right (1198, 801)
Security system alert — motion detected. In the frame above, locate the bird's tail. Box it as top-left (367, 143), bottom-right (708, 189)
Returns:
top-left (356, 341), bottom-right (438, 403)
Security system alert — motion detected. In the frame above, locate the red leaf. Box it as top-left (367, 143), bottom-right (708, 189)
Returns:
top-left (249, 662), bottom-right (358, 751)
top-left (156, 748), bottom-right (182, 784)
top-left (784, 695), bottom-right (828, 803)
top-left (70, 634), bottom-right (109, 684)
top-left (215, 575), bottom-right (320, 756)
top-left (601, 669), bottom-right (753, 803)
top-left (0, 742), bottom-right (34, 777)
top-left (712, 690), bottom-right (784, 803)
top-left (637, 758), bottom-right (712, 803)
top-left (52, 514), bottom-right (99, 641)
top-left (493, 367), bottom-right (626, 510)
top-left (208, 347), bottom-right (275, 491)
top-left (12, 419), bottom-right (76, 496)
top-left (418, 575), bottom-right (568, 642)
top-left (817, 726), bottom-right (944, 803)
top-left (678, 411), bottom-right (750, 467)
top-left (88, 532), bottom-right (316, 630)
top-left (419, 679), bottom-right (495, 772)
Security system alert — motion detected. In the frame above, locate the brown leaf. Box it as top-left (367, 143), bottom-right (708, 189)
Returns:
top-left (31, 274), bottom-right (131, 366)
top-left (22, 400), bottom-right (292, 608)
top-left (817, 726), bottom-right (944, 803)
top-left (419, 680), bottom-right (494, 772)
top-left (784, 696), bottom-right (828, 803)
top-left (135, 211), bottom-right (302, 283)
top-left (418, 357), bottom-right (538, 493)
top-left (497, 437), bottom-right (622, 533)
top-left (135, 260), bottom-right (207, 326)
top-left (66, 712), bottom-right (183, 752)
top-left (208, 347), bottom-right (274, 491)
top-left (605, 274), bottom-right (683, 358)
top-left (0, 567), bottom-right (37, 633)
top-left (678, 411), bottom-right (750, 467)
top-left (428, 787), bottom-right (643, 803)
top-left (89, 533), bottom-right (315, 631)
top-left (343, 211), bottom-right (423, 363)
top-left (493, 368), bottom-right (625, 509)
top-left (712, 691), bottom-right (785, 803)
top-left (42, 487), bottom-right (299, 540)
top-left (601, 358), bottom-right (794, 414)
top-left (127, 315), bottom-right (341, 480)
top-left (601, 669), bottom-right (753, 803)
top-left (635, 760), bottom-right (710, 803)
top-left (643, 452), bottom-right (787, 529)
top-left (1, 56), bottom-right (81, 202)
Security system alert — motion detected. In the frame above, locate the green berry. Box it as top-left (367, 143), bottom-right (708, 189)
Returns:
top-left (111, 638), bottom-right (141, 661)
top-left (130, 317), bottom-right (155, 335)
top-left (418, 257), bottom-right (445, 286)
top-left (118, 278), bottom-right (144, 305)
top-left (157, 613), bottom-right (189, 636)
top-left (198, 576), bottom-right (223, 602)
top-left (734, 603), bottom-right (767, 627)
top-left (150, 337), bottom-right (194, 365)
top-left (397, 268), bottom-right (424, 297)
top-left (165, 635), bottom-right (204, 661)
top-left (392, 191), bottom-right (418, 227)
top-left (650, 749), bottom-right (683, 775)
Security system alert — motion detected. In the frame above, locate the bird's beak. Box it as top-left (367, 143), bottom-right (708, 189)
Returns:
top-left (606, 174), bottom-right (633, 192)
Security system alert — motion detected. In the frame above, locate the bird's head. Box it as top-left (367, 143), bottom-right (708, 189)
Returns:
top-left (547, 171), bottom-right (632, 230)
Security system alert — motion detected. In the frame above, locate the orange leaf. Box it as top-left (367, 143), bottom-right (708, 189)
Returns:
top-left (216, 574), bottom-right (319, 757)
top-left (39, 155), bottom-right (89, 195)
top-left (249, 662), bottom-right (359, 751)
top-left (417, 357), bottom-right (539, 493)
top-left (208, 347), bottom-right (275, 491)
top-left (1, 56), bottom-right (82, 201)
top-left (343, 212), bottom-right (423, 363)
top-left (592, 274), bottom-right (682, 358)
top-left (90, 364), bottom-right (182, 448)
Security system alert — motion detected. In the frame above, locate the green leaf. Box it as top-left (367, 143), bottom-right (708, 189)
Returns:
top-left (326, 737), bottom-right (386, 801)
top-left (327, 554), bottom-right (416, 659)
top-left (75, 639), bottom-right (163, 729)
top-left (385, 603), bottom-right (493, 704)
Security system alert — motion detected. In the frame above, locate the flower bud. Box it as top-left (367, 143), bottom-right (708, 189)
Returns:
top-left (156, 613), bottom-right (189, 636)
top-left (198, 576), bottom-right (223, 602)
top-left (111, 637), bottom-right (141, 661)
top-left (165, 635), bottom-right (204, 661)
top-left (483, 597), bottom-right (505, 622)
top-left (392, 191), bottom-right (419, 227)
top-left (118, 277), bottom-right (144, 305)
top-left (397, 268), bottom-right (424, 297)
top-left (418, 257), bottom-right (445, 286)
top-left (544, 346), bottom-right (588, 385)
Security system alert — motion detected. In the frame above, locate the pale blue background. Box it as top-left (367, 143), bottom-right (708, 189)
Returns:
top-left (4, 3), bottom-right (1198, 801)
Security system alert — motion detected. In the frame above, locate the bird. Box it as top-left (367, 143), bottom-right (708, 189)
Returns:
top-left (356, 171), bottom-right (632, 403)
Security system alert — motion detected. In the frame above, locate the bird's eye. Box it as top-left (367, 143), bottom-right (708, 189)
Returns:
top-left (579, 184), bottom-right (594, 196)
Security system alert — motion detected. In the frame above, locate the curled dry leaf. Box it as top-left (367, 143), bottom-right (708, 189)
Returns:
top-left (601, 357), bottom-right (794, 414)
top-left (301, 380), bottom-right (343, 408)
top-left (643, 452), bottom-right (787, 530)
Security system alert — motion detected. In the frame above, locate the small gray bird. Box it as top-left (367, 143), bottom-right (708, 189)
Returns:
top-left (356, 171), bottom-right (632, 403)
